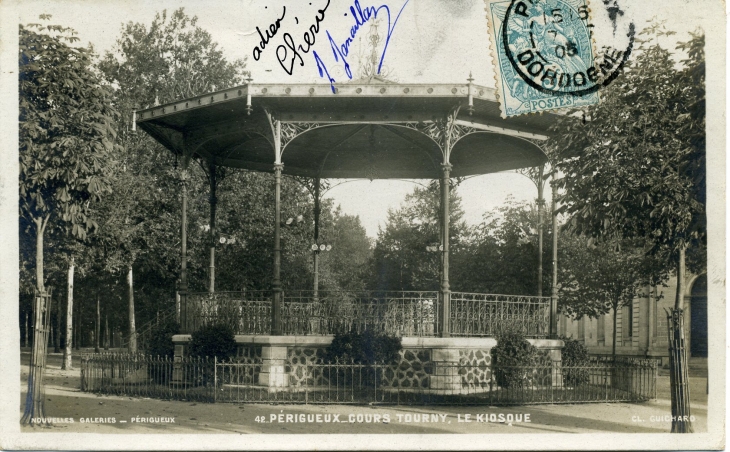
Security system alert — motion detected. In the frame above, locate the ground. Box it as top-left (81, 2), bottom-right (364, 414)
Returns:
top-left (19, 350), bottom-right (708, 434)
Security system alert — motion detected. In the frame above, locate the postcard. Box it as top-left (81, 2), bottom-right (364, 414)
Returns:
top-left (0, 0), bottom-right (725, 449)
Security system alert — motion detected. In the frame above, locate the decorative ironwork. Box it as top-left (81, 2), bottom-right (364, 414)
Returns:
top-left (182, 290), bottom-right (439, 337)
top-left (282, 290), bottom-right (439, 337)
top-left (280, 122), bottom-right (323, 149)
top-left (449, 292), bottom-right (551, 338)
top-left (181, 291), bottom-right (273, 335)
top-left (81, 354), bottom-right (657, 406)
top-left (182, 290), bottom-right (552, 339)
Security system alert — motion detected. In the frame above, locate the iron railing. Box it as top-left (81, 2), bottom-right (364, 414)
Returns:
top-left (181, 291), bottom-right (272, 335)
top-left (122, 307), bottom-right (177, 352)
top-left (449, 292), bottom-right (550, 338)
top-left (81, 354), bottom-right (656, 405)
top-left (282, 290), bottom-right (438, 336)
top-left (80, 353), bottom-right (216, 402)
top-left (181, 290), bottom-right (440, 336)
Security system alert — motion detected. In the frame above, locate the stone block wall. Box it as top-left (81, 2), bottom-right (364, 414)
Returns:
top-left (172, 335), bottom-right (563, 392)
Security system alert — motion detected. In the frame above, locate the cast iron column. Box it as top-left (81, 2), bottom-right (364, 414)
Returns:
top-left (208, 163), bottom-right (217, 294)
top-left (537, 164), bottom-right (544, 297)
top-left (180, 169), bottom-right (189, 331)
top-left (440, 163), bottom-right (452, 338)
top-left (550, 175), bottom-right (559, 338)
top-left (313, 177), bottom-right (321, 300)
top-left (272, 163), bottom-right (283, 335)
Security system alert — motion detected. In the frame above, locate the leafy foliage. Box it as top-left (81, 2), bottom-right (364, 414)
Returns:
top-left (188, 323), bottom-right (236, 360)
top-left (559, 336), bottom-right (590, 386)
top-left (371, 183), bottom-right (467, 291)
top-left (491, 328), bottom-right (542, 388)
top-left (146, 320), bottom-right (180, 358)
top-left (324, 330), bottom-right (402, 365)
top-left (549, 24), bottom-right (706, 277)
top-left (456, 198), bottom-right (551, 295)
top-left (558, 235), bottom-right (667, 319)
top-left (19, 19), bottom-right (118, 291)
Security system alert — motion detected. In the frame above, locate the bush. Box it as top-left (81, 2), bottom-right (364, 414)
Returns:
top-left (492, 328), bottom-right (541, 388)
top-left (188, 323), bottom-right (236, 360)
top-left (325, 330), bottom-right (402, 365)
top-left (559, 335), bottom-right (590, 386)
top-left (146, 320), bottom-right (180, 358)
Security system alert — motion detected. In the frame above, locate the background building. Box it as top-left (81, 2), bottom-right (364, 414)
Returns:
top-left (559, 273), bottom-right (708, 364)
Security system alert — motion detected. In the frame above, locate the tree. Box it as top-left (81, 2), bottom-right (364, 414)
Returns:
top-left (456, 198), bottom-right (552, 295)
top-left (558, 235), bottom-right (668, 357)
top-left (549, 24), bottom-right (705, 433)
top-left (371, 183), bottom-right (467, 291)
top-left (19, 19), bottom-right (118, 423)
top-left (19, 19), bottom-right (118, 293)
top-left (321, 209), bottom-right (372, 292)
top-left (97, 8), bottom-right (248, 342)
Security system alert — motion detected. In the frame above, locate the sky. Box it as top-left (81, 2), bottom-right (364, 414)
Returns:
top-left (15, 0), bottom-right (709, 237)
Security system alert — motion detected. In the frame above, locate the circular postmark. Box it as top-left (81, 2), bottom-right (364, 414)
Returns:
top-left (502, 0), bottom-right (634, 97)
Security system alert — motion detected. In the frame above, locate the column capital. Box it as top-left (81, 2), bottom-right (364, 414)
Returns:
top-left (273, 163), bottom-right (284, 172)
top-left (441, 163), bottom-right (453, 173)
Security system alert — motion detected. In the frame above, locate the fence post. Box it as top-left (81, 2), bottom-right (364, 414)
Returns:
top-left (214, 356), bottom-right (217, 403)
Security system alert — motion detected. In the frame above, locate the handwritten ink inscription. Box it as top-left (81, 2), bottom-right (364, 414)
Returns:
top-left (253, 7), bottom-right (287, 61)
top-left (276, 0), bottom-right (331, 75)
top-left (247, 0), bottom-right (410, 93)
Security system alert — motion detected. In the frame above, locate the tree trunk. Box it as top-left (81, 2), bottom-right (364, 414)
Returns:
top-left (675, 245), bottom-right (686, 310)
top-left (95, 294), bottom-right (100, 353)
top-left (612, 306), bottom-right (618, 360)
top-left (128, 265), bottom-right (137, 353)
top-left (669, 244), bottom-right (692, 433)
top-left (103, 315), bottom-right (108, 350)
top-left (34, 216), bottom-right (47, 293)
top-left (62, 259), bottom-right (74, 369)
top-left (54, 300), bottom-right (61, 353)
top-left (75, 295), bottom-right (82, 350)
top-left (24, 312), bottom-right (28, 348)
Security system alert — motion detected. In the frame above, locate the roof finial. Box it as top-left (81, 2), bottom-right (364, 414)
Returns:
top-left (467, 72), bottom-right (475, 115)
top-left (245, 75), bottom-right (253, 115)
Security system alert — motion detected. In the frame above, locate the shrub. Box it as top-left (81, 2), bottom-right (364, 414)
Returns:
top-left (146, 320), bottom-right (180, 358)
top-left (492, 328), bottom-right (541, 388)
top-left (325, 330), bottom-right (402, 365)
top-left (188, 323), bottom-right (236, 360)
top-left (559, 335), bottom-right (591, 386)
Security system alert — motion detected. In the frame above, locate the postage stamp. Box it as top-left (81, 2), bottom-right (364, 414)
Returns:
top-left (0, 0), bottom-right (726, 450)
top-left (486, 0), bottom-right (602, 116)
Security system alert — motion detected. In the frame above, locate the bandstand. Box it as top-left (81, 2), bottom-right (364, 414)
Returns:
top-left (135, 77), bottom-right (564, 390)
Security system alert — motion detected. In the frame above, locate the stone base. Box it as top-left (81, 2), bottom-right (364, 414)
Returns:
top-left (258, 346), bottom-right (288, 388)
top-left (171, 335), bottom-right (564, 391)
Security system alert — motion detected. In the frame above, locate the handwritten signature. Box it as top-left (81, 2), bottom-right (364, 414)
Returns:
top-left (248, 0), bottom-right (409, 93)
top-left (276, 0), bottom-right (332, 75)
top-left (314, 0), bottom-right (410, 92)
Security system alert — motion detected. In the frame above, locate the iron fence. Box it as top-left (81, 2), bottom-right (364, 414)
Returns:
top-left (80, 353), bottom-right (215, 402)
top-left (182, 290), bottom-right (439, 336)
top-left (80, 354), bottom-right (656, 405)
top-left (122, 307), bottom-right (177, 352)
top-left (282, 290), bottom-right (439, 336)
top-left (181, 291), bottom-right (272, 335)
top-left (449, 292), bottom-right (550, 338)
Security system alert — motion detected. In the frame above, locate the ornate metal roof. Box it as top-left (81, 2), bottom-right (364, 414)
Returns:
top-left (135, 81), bottom-right (555, 179)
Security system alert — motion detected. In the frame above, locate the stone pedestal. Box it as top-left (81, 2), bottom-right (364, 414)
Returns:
top-left (172, 344), bottom-right (185, 383)
top-left (430, 348), bottom-right (460, 390)
top-left (258, 346), bottom-right (288, 388)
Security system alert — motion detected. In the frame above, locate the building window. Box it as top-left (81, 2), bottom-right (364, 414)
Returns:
top-left (628, 300), bottom-right (634, 338)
